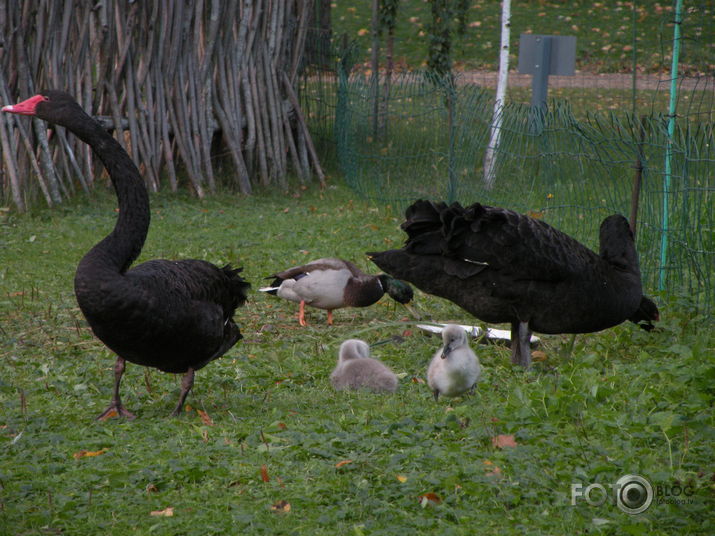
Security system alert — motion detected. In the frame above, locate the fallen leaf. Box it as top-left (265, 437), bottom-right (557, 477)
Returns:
top-left (532, 350), bottom-right (548, 362)
top-left (486, 468), bottom-right (502, 478)
top-left (402, 329), bottom-right (413, 337)
top-left (260, 464), bottom-right (270, 482)
top-left (271, 500), bottom-right (291, 513)
top-left (418, 492), bottom-right (442, 507)
top-left (396, 474), bottom-right (408, 483)
top-left (411, 377), bottom-right (425, 384)
top-left (146, 484), bottom-right (159, 493)
top-left (150, 507), bottom-right (174, 517)
top-left (197, 409), bottom-right (214, 426)
top-left (491, 434), bottom-right (518, 449)
top-left (73, 448), bottom-right (109, 459)
top-left (335, 459), bottom-right (353, 468)
top-left (483, 459), bottom-right (503, 477)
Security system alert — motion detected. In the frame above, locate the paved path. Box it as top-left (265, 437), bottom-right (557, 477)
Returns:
top-left (458, 70), bottom-right (714, 91)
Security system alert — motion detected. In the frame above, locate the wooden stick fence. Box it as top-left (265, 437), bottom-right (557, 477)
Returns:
top-left (0, 0), bottom-right (325, 211)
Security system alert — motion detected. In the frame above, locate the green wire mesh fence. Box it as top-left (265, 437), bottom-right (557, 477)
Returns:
top-left (298, 1), bottom-right (715, 311)
top-left (300, 74), bottom-right (713, 314)
top-left (299, 0), bottom-right (715, 313)
top-left (317, 72), bottom-right (713, 310)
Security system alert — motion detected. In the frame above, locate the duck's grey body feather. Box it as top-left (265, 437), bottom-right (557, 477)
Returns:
top-left (260, 258), bottom-right (412, 325)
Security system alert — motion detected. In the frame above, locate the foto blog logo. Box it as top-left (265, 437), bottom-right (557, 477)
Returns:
top-left (571, 474), bottom-right (653, 514)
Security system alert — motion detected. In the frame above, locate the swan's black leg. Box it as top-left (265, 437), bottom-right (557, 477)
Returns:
top-left (510, 321), bottom-right (532, 368)
top-left (97, 357), bottom-right (136, 420)
top-left (562, 334), bottom-right (577, 360)
top-left (509, 322), bottom-right (521, 365)
top-left (433, 389), bottom-right (440, 401)
top-left (518, 322), bottom-right (533, 368)
top-left (170, 367), bottom-right (195, 416)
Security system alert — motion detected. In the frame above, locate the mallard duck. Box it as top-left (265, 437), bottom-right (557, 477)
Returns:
top-left (259, 258), bottom-right (413, 326)
top-left (427, 324), bottom-right (481, 400)
top-left (369, 200), bottom-right (658, 368)
top-left (330, 339), bottom-right (398, 393)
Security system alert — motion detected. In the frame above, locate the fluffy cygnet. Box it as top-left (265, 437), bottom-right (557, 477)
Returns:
top-left (427, 324), bottom-right (481, 400)
top-left (330, 339), bottom-right (398, 393)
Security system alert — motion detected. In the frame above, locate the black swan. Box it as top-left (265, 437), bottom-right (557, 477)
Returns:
top-left (3, 91), bottom-right (250, 418)
top-left (368, 200), bottom-right (659, 367)
top-left (258, 258), bottom-right (413, 326)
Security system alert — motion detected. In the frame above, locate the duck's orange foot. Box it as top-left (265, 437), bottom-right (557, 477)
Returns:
top-left (298, 301), bottom-right (308, 327)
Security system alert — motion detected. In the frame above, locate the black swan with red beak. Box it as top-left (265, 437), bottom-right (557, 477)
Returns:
top-left (3, 91), bottom-right (250, 418)
top-left (369, 200), bottom-right (658, 367)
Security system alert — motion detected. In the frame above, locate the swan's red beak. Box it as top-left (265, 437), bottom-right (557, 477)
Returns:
top-left (2, 94), bottom-right (47, 116)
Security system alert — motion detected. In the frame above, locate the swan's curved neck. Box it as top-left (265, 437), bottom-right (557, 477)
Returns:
top-left (74, 111), bottom-right (150, 274)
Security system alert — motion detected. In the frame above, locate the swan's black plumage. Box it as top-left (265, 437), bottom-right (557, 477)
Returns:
top-left (369, 200), bottom-right (658, 367)
top-left (3, 91), bottom-right (249, 417)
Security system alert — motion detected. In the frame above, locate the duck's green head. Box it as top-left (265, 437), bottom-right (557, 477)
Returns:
top-left (379, 275), bottom-right (414, 304)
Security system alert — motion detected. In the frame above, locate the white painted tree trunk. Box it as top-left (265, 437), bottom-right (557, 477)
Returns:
top-left (483, 0), bottom-right (511, 189)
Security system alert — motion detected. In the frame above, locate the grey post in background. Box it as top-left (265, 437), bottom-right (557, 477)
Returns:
top-left (518, 34), bottom-right (577, 109)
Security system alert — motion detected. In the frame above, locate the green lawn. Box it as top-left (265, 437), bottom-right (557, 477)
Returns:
top-left (332, 0), bottom-right (714, 75)
top-left (0, 183), bottom-right (712, 535)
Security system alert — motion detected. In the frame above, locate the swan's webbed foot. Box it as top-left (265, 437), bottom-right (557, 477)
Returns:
top-left (97, 402), bottom-right (136, 421)
top-left (97, 356), bottom-right (136, 420)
